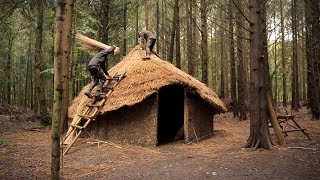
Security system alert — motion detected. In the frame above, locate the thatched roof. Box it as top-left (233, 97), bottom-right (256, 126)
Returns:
top-left (68, 47), bottom-right (227, 119)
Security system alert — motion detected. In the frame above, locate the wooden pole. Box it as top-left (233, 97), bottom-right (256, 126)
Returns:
top-left (267, 92), bottom-right (286, 145)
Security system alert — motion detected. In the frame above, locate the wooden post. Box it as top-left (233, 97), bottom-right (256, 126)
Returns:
top-left (267, 92), bottom-right (286, 145)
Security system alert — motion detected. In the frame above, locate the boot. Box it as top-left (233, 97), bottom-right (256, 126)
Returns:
top-left (85, 81), bottom-right (97, 99)
top-left (95, 81), bottom-right (105, 97)
top-left (144, 52), bottom-right (151, 59)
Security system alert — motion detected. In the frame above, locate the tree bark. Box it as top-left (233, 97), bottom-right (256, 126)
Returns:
top-left (144, 0), bottom-right (149, 29)
top-left (34, 0), bottom-right (51, 125)
top-left (51, 0), bottom-right (65, 179)
top-left (135, 1), bottom-right (139, 45)
top-left (220, 8), bottom-right (226, 98)
top-left (192, 0), bottom-right (198, 77)
top-left (229, 0), bottom-right (238, 117)
top-left (280, 0), bottom-right (287, 107)
top-left (25, 34), bottom-right (32, 108)
top-left (236, 0), bottom-right (247, 120)
top-left (101, 0), bottom-right (109, 69)
top-left (175, 0), bottom-right (181, 69)
top-left (200, 0), bottom-right (208, 84)
top-left (60, 0), bottom-right (74, 133)
top-left (305, 0), bottom-right (320, 119)
top-left (122, 0), bottom-right (127, 56)
top-left (6, 34), bottom-right (12, 105)
top-left (156, 0), bottom-right (160, 54)
top-left (245, 0), bottom-right (272, 150)
top-left (101, 0), bottom-right (109, 44)
top-left (168, 0), bottom-right (178, 64)
top-left (291, 0), bottom-right (299, 111)
top-left (70, 1), bottom-right (77, 99)
top-left (187, 0), bottom-right (195, 77)
top-left (273, 11), bottom-right (278, 106)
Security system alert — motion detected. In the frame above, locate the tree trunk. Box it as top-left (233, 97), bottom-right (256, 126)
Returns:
top-left (305, 0), bottom-right (320, 119)
top-left (245, 0), bottom-right (272, 150)
top-left (200, 0), bottom-right (208, 84)
top-left (168, 0), bottom-right (177, 64)
top-left (6, 34), bottom-right (12, 105)
top-left (273, 11), bottom-right (278, 107)
top-left (25, 34), bottom-right (32, 108)
top-left (220, 9), bottom-right (226, 98)
top-left (187, 0), bottom-right (195, 77)
top-left (101, 0), bottom-right (109, 43)
top-left (229, 0), bottom-right (238, 117)
top-left (35, 0), bottom-right (51, 125)
top-left (144, 0), bottom-right (149, 29)
top-left (291, 0), bottom-right (299, 111)
top-left (175, 0), bottom-right (181, 69)
top-left (122, 0), bottom-right (127, 56)
top-left (161, 0), bottom-right (166, 58)
top-left (280, 0), bottom-right (287, 107)
top-left (192, 0), bottom-right (198, 77)
top-left (135, 1), bottom-right (139, 45)
top-left (156, 0), bottom-right (160, 54)
top-left (70, 1), bottom-right (77, 99)
top-left (101, 0), bottom-right (109, 69)
top-left (236, 0), bottom-right (247, 120)
top-left (213, 24), bottom-right (219, 91)
top-left (60, 0), bottom-right (74, 133)
top-left (51, 0), bottom-right (65, 179)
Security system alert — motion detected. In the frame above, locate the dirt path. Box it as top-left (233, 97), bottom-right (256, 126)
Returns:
top-left (0, 109), bottom-right (320, 179)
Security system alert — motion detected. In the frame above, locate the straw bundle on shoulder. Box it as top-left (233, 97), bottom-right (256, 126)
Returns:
top-left (76, 33), bottom-right (111, 51)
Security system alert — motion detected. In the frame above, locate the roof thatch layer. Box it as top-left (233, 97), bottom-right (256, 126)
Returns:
top-left (68, 47), bottom-right (227, 119)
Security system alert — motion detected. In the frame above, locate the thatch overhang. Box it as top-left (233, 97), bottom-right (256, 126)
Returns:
top-left (68, 47), bottom-right (227, 119)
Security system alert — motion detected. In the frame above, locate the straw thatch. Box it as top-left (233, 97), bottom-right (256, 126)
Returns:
top-left (76, 33), bottom-right (111, 51)
top-left (68, 47), bottom-right (227, 119)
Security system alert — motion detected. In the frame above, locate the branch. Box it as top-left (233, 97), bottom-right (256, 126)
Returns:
top-left (211, 0), bottom-right (252, 33)
top-left (0, 2), bottom-right (21, 21)
top-left (20, 8), bottom-right (37, 28)
top-left (192, 1), bottom-right (250, 40)
top-left (208, 16), bottom-right (251, 41)
top-left (232, 0), bottom-right (252, 25)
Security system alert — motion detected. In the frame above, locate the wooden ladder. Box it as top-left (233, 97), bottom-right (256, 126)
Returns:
top-left (61, 71), bottom-right (126, 155)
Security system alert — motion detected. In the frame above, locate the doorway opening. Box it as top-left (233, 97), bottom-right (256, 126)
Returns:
top-left (157, 85), bottom-right (184, 145)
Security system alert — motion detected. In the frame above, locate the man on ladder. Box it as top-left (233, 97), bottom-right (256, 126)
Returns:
top-left (85, 45), bottom-right (120, 99)
top-left (138, 29), bottom-right (158, 59)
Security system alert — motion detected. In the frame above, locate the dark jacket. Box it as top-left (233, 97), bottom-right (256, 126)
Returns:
top-left (88, 46), bottom-right (116, 74)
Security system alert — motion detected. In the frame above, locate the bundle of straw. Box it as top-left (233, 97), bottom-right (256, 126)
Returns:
top-left (76, 33), bottom-right (111, 51)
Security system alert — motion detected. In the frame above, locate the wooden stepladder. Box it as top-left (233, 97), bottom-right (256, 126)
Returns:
top-left (61, 71), bottom-right (126, 155)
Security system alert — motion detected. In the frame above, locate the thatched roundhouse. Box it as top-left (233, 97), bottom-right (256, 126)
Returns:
top-left (68, 47), bottom-right (227, 146)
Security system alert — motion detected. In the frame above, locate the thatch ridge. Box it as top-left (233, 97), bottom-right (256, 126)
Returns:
top-left (68, 47), bottom-right (227, 119)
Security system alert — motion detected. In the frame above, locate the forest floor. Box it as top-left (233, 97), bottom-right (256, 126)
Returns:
top-left (0, 106), bottom-right (320, 180)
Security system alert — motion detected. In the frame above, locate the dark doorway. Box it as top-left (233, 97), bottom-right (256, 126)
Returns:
top-left (157, 85), bottom-right (184, 145)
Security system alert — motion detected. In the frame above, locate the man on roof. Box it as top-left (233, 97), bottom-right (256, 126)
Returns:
top-left (138, 29), bottom-right (158, 59)
top-left (85, 45), bottom-right (120, 99)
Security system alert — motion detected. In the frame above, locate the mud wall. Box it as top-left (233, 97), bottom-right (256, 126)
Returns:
top-left (87, 94), bottom-right (158, 146)
top-left (184, 92), bottom-right (214, 142)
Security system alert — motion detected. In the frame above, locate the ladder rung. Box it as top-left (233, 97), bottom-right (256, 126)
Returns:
top-left (99, 95), bottom-right (106, 98)
top-left (78, 114), bottom-right (93, 120)
top-left (86, 104), bottom-right (101, 107)
top-left (106, 77), bottom-right (119, 81)
top-left (70, 124), bottom-right (84, 129)
top-left (105, 87), bottom-right (114, 91)
top-left (117, 71), bottom-right (126, 80)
